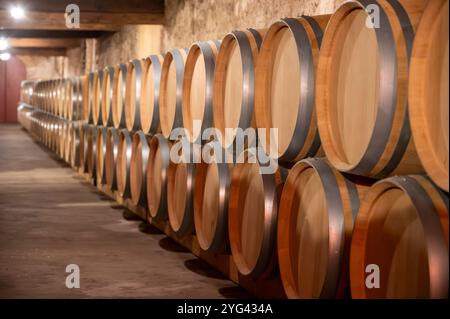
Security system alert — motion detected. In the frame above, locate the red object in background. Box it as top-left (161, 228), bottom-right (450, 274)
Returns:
top-left (0, 56), bottom-right (27, 123)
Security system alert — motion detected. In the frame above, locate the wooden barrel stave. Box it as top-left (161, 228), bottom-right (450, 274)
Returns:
top-left (130, 131), bottom-right (150, 207)
top-left (160, 48), bottom-right (188, 138)
top-left (213, 28), bottom-right (265, 149)
top-left (105, 127), bottom-right (120, 191)
top-left (146, 134), bottom-right (171, 221)
top-left (278, 158), bottom-right (371, 298)
top-left (255, 15), bottom-right (329, 162)
top-left (116, 129), bottom-right (133, 198)
top-left (350, 175), bottom-right (449, 298)
top-left (409, 0), bottom-right (449, 191)
top-left (316, 0), bottom-right (428, 177)
top-left (140, 54), bottom-right (164, 134)
top-left (182, 40), bottom-right (221, 143)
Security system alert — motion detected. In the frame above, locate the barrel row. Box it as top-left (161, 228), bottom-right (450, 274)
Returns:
top-left (18, 0), bottom-right (449, 299)
top-left (18, 101), bottom-right (449, 299)
top-left (23, 0), bottom-right (448, 192)
top-left (26, 77), bottom-right (86, 121)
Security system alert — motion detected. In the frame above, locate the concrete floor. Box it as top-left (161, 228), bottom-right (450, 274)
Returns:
top-left (0, 124), bottom-right (251, 298)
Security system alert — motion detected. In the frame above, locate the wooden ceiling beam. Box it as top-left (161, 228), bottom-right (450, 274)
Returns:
top-left (9, 47), bottom-right (66, 56)
top-left (0, 10), bottom-right (164, 31)
top-left (0, 29), bottom-right (110, 38)
top-left (0, 0), bottom-right (164, 14)
top-left (8, 38), bottom-right (82, 48)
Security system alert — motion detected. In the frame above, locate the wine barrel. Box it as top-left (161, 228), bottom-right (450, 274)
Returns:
top-left (125, 59), bottom-right (145, 131)
top-left (229, 150), bottom-right (286, 277)
top-left (255, 15), bottom-right (329, 162)
top-left (182, 40), bottom-right (221, 143)
top-left (66, 78), bottom-right (75, 121)
top-left (167, 141), bottom-right (200, 235)
top-left (80, 123), bottom-right (89, 173)
top-left (81, 75), bottom-right (90, 122)
top-left (61, 80), bottom-right (69, 119)
top-left (57, 79), bottom-right (65, 118)
top-left (86, 72), bottom-right (95, 123)
top-left (278, 158), bottom-right (371, 298)
top-left (130, 131), bottom-right (150, 207)
top-left (101, 66), bottom-right (115, 126)
top-left (58, 120), bottom-right (66, 159)
top-left (160, 48), bottom-right (188, 138)
top-left (52, 80), bottom-right (59, 116)
top-left (64, 121), bottom-right (72, 163)
top-left (74, 77), bottom-right (84, 121)
top-left (86, 124), bottom-right (98, 182)
top-left (194, 142), bottom-right (231, 252)
top-left (51, 118), bottom-right (59, 152)
top-left (112, 64), bottom-right (127, 128)
top-left (51, 79), bottom-right (57, 116)
top-left (92, 70), bottom-right (104, 125)
top-left (48, 117), bottom-right (56, 151)
top-left (44, 116), bottom-right (50, 148)
top-left (140, 54), bottom-right (163, 134)
top-left (116, 129), bottom-right (132, 198)
top-left (213, 29), bottom-right (264, 149)
top-left (409, 0), bottom-right (449, 192)
top-left (105, 127), bottom-right (120, 191)
top-left (96, 126), bottom-right (108, 185)
top-left (316, 0), bottom-right (428, 177)
top-left (70, 121), bottom-right (81, 168)
top-left (350, 175), bottom-right (449, 299)
top-left (146, 134), bottom-right (171, 220)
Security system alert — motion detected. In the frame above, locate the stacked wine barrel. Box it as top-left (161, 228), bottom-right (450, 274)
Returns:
top-left (18, 0), bottom-right (448, 299)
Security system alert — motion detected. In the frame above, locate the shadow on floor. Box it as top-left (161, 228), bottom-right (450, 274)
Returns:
top-left (218, 286), bottom-right (254, 299)
top-left (184, 258), bottom-right (227, 280)
top-left (122, 210), bottom-right (143, 221)
top-left (138, 222), bottom-right (164, 235)
top-left (158, 237), bottom-right (190, 253)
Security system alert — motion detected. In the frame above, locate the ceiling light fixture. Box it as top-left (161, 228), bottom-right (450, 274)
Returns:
top-left (0, 38), bottom-right (8, 50)
top-left (0, 52), bottom-right (11, 61)
top-left (10, 5), bottom-right (25, 19)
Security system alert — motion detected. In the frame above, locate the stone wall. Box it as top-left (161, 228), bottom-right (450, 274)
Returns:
top-left (161, 0), bottom-right (344, 51)
top-left (96, 25), bottom-right (163, 69)
top-left (21, 0), bottom-right (346, 79)
top-left (17, 55), bottom-right (66, 81)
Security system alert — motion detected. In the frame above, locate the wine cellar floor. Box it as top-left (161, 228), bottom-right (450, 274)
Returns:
top-left (0, 124), bottom-right (251, 298)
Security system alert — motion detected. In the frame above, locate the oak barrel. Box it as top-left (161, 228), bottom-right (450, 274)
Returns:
top-left (409, 0), bottom-right (449, 191)
top-left (146, 134), bottom-right (171, 220)
top-left (194, 142), bottom-right (231, 252)
top-left (228, 149), bottom-right (286, 277)
top-left (130, 131), bottom-right (150, 207)
top-left (182, 40), bottom-right (221, 143)
top-left (96, 126), bottom-right (108, 185)
top-left (86, 124), bottom-right (98, 182)
top-left (350, 175), bottom-right (449, 299)
top-left (70, 121), bottom-right (81, 168)
top-left (92, 70), bottom-right (104, 125)
top-left (116, 129), bottom-right (132, 198)
top-left (104, 127), bottom-right (120, 191)
top-left (80, 123), bottom-right (89, 173)
top-left (112, 64), bottom-right (127, 128)
top-left (255, 15), bottom-right (330, 162)
top-left (86, 72), bottom-right (95, 123)
top-left (213, 28), bottom-right (264, 149)
top-left (316, 0), bottom-right (428, 177)
top-left (140, 54), bottom-right (163, 134)
top-left (167, 141), bottom-right (200, 235)
top-left (278, 158), bottom-right (371, 298)
top-left (101, 66), bottom-right (115, 126)
top-left (125, 59), bottom-right (145, 131)
top-left (160, 48), bottom-right (188, 138)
